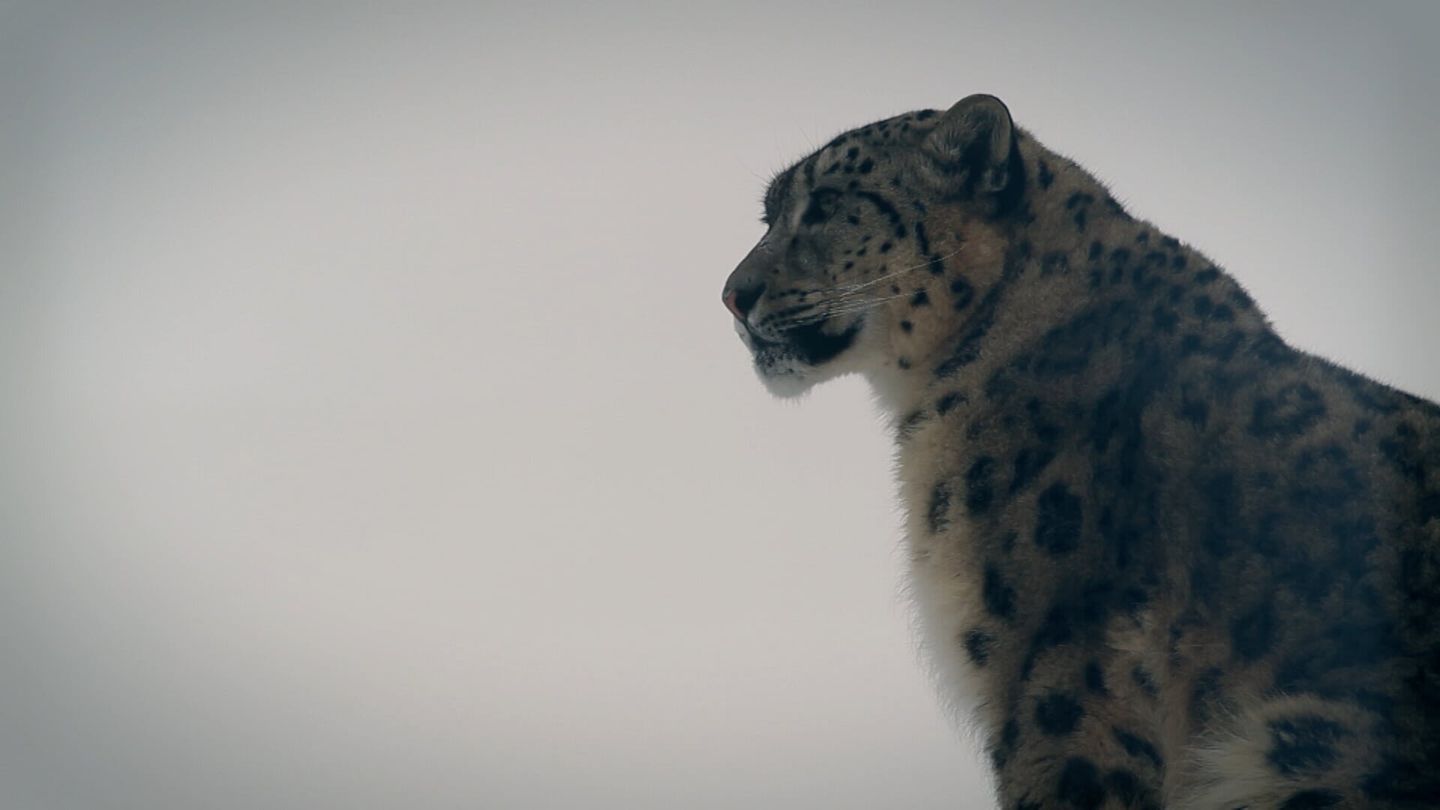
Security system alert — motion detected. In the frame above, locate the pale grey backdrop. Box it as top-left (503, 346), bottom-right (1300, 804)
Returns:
top-left (2, 2), bottom-right (1437, 809)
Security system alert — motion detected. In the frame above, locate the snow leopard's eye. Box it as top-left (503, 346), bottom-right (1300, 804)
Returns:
top-left (800, 187), bottom-right (844, 226)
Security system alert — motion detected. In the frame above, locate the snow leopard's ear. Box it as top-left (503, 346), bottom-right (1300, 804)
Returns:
top-left (918, 94), bottom-right (1024, 215)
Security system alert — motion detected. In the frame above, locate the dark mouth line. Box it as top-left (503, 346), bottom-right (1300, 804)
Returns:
top-left (784, 317), bottom-right (864, 365)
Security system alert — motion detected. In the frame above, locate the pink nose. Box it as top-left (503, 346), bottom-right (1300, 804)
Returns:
top-left (723, 289), bottom-right (743, 320)
top-left (723, 284), bottom-right (764, 321)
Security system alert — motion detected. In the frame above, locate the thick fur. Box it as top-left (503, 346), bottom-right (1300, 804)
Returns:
top-left (722, 95), bottom-right (1440, 809)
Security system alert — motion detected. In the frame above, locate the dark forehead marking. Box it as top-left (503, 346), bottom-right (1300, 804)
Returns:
top-left (854, 190), bottom-right (907, 237)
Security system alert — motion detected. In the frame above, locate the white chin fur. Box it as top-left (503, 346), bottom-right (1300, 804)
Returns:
top-left (754, 362), bottom-right (816, 399)
top-left (748, 315), bottom-right (885, 399)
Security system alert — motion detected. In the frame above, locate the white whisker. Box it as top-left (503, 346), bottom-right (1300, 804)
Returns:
top-left (800, 248), bottom-right (962, 307)
top-left (767, 248), bottom-right (963, 332)
top-left (774, 290), bottom-right (914, 330)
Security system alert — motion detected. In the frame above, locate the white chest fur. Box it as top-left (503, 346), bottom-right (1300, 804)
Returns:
top-left (895, 422), bottom-right (998, 736)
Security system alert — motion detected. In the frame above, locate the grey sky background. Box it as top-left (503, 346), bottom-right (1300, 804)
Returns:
top-left (2, 3), bottom-right (1437, 809)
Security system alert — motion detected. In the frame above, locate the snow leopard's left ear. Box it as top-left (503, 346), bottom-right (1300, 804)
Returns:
top-left (918, 94), bottom-right (1024, 215)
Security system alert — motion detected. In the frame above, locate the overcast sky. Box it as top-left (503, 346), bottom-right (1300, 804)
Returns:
top-left (2, 3), bottom-right (1438, 809)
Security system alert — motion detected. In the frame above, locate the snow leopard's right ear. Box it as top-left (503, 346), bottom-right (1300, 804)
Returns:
top-left (918, 94), bottom-right (1024, 215)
